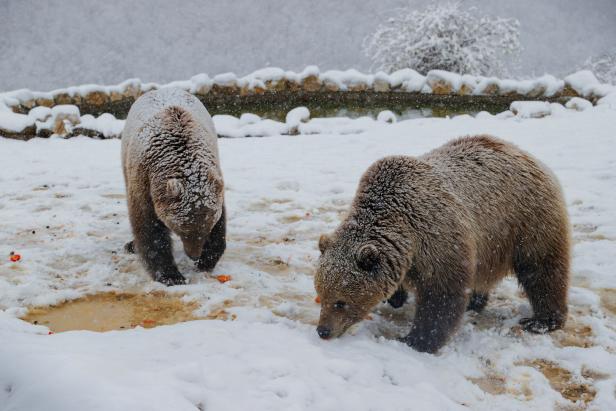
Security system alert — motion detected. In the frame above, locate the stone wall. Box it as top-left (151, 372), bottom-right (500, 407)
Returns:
top-left (1, 68), bottom-right (614, 140)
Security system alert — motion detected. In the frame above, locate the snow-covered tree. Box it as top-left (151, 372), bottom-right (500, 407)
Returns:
top-left (582, 49), bottom-right (616, 84)
top-left (362, 2), bottom-right (521, 76)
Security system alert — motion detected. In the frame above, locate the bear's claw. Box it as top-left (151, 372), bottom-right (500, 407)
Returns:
top-left (156, 273), bottom-right (187, 286)
top-left (124, 240), bottom-right (135, 254)
top-left (519, 317), bottom-right (563, 333)
top-left (398, 333), bottom-right (440, 354)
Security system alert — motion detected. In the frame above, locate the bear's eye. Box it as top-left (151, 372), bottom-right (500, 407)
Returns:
top-left (334, 301), bottom-right (346, 309)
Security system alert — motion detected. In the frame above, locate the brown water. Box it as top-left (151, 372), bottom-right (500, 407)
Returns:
top-left (519, 359), bottom-right (597, 404)
top-left (22, 292), bottom-right (200, 332)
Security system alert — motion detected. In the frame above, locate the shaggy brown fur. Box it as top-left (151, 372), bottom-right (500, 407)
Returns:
top-left (122, 88), bottom-right (226, 285)
top-left (315, 135), bottom-right (570, 353)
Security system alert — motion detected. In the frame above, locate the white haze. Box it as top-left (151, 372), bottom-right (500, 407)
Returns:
top-left (1, 0), bottom-right (615, 91)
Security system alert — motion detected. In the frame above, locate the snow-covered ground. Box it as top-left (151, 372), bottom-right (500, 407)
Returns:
top-left (1, 104), bottom-right (616, 410)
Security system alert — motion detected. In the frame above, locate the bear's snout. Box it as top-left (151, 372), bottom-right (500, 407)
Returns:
top-left (317, 326), bottom-right (331, 339)
top-left (182, 238), bottom-right (205, 260)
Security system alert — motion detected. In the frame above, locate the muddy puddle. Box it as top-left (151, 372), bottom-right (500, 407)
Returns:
top-left (21, 289), bottom-right (321, 333)
top-left (519, 359), bottom-right (596, 404)
top-left (468, 373), bottom-right (507, 396)
top-left (468, 359), bottom-right (600, 406)
top-left (599, 288), bottom-right (616, 316)
top-left (22, 292), bottom-right (201, 332)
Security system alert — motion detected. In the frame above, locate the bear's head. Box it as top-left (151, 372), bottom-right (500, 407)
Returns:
top-left (314, 229), bottom-right (403, 340)
top-left (151, 169), bottom-right (224, 259)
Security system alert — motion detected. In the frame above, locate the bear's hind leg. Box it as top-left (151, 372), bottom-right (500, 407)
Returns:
top-left (466, 291), bottom-right (489, 312)
top-left (514, 243), bottom-right (569, 333)
top-left (196, 206), bottom-right (227, 272)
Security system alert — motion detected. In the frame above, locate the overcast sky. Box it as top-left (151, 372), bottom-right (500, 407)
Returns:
top-left (1, 0), bottom-right (615, 91)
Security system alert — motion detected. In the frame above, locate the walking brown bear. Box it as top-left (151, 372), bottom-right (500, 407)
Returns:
top-left (314, 135), bottom-right (570, 353)
top-left (122, 87), bottom-right (226, 285)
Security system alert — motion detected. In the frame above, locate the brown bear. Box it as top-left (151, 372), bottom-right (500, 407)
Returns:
top-left (121, 87), bottom-right (226, 285)
top-left (314, 135), bottom-right (570, 353)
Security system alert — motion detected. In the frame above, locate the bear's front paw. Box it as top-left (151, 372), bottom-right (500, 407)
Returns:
top-left (155, 272), bottom-right (187, 286)
top-left (196, 256), bottom-right (217, 272)
top-left (519, 317), bottom-right (564, 333)
top-left (399, 332), bottom-right (440, 354)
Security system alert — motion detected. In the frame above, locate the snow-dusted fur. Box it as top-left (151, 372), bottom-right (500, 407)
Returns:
top-left (362, 2), bottom-right (521, 76)
top-left (121, 88), bottom-right (225, 285)
top-left (315, 135), bottom-right (570, 353)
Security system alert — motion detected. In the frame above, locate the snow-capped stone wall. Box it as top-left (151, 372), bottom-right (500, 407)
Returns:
top-left (1, 67), bottom-right (615, 140)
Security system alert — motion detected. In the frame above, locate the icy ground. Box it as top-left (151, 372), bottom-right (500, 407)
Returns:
top-left (1, 106), bottom-right (616, 410)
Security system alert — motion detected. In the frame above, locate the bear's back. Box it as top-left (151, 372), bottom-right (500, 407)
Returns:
top-left (122, 87), bottom-right (216, 148)
top-left (121, 88), bottom-right (219, 182)
top-left (420, 135), bottom-right (563, 220)
top-left (420, 135), bottom-right (567, 277)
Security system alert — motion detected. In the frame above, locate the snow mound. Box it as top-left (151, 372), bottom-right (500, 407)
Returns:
top-left (0, 111), bottom-right (34, 133)
top-left (510, 101), bottom-right (553, 118)
top-left (376, 110), bottom-right (397, 123)
top-left (79, 113), bottom-right (126, 138)
top-left (566, 97), bottom-right (593, 111)
top-left (285, 107), bottom-right (311, 134)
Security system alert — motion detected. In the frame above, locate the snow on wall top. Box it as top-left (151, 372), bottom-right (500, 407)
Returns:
top-left (1, 67), bottom-right (615, 137)
top-left (1, 67), bottom-right (614, 108)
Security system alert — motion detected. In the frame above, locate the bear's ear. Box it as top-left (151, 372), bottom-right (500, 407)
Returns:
top-left (356, 244), bottom-right (380, 271)
top-left (318, 234), bottom-right (332, 253)
top-left (166, 178), bottom-right (184, 198)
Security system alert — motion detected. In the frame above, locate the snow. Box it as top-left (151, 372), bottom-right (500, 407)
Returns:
top-left (536, 75), bottom-right (566, 97)
top-left (27, 106), bottom-right (52, 122)
top-left (510, 101), bottom-right (553, 118)
top-left (285, 107), bottom-right (310, 133)
top-left (565, 70), bottom-right (601, 95)
top-left (597, 92), bottom-right (616, 109)
top-left (497, 75), bottom-right (564, 97)
top-left (212, 72), bottom-right (238, 86)
top-left (239, 113), bottom-right (262, 126)
top-left (187, 74), bottom-right (213, 94)
top-left (296, 65), bottom-right (320, 81)
top-left (79, 113), bottom-right (125, 138)
top-left (50, 104), bottom-right (80, 118)
top-left (320, 69), bottom-right (374, 90)
top-left (214, 115), bottom-right (288, 139)
top-left (376, 110), bottom-right (397, 123)
top-left (426, 70), bottom-right (463, 92)
top-left (565, 97), bottom-right (593, 111)
top-left (388, 69), bottom-right (426, 91)
top-left (0, 112), bottom-right (34, 132)
top-left (1, 102), bottom-right (616, 410)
